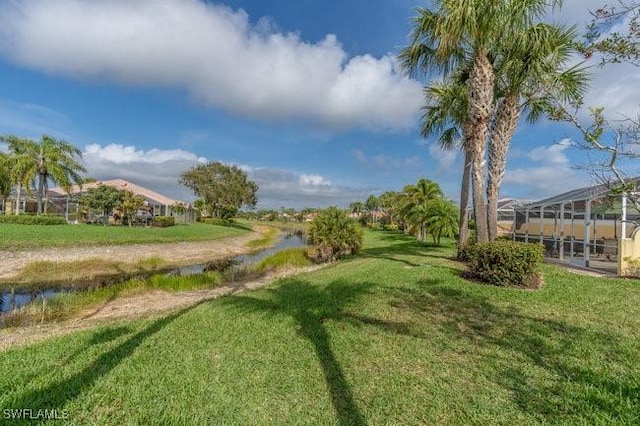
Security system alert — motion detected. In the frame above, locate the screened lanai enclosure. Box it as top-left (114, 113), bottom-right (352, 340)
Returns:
top-left (512, 179), bottom-right (640, 276)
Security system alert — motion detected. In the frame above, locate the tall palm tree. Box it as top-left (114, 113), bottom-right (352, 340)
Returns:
top-left (2, 135), bottom-right (85, 215)
top-left (486, 23), bottom-right (588, 240)
top-left (400, 0), bottom-right (562, 243)
top-left (365, 195), bottom-right (380, 224)
top-left (421, 74), bottom-right (473, 253)
top-left (2, 136), bottom-right (37, 215)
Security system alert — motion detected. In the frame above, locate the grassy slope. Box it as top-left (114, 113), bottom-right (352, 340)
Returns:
top-left (1, 232), bottom-right (639, 425)
top-left (0, 222), bottom-right (250, 251)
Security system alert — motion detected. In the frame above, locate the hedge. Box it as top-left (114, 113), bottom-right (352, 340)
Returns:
top-left (0, 215), bottom-right (67, 225)
top-left (152, 216), bottom-right (175, 227)
top-left (468, 240), bottom-right (543, 288)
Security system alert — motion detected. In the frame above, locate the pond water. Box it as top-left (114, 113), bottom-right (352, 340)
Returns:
top-left (0, 233), bottom-right (306, 315)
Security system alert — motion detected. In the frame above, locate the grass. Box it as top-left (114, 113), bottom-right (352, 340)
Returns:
top-left (253, 247), bottom-right (312, 272)
top-left (0, 222), bottom-right (250, 251)
top-left (1, 231), bottom-right (639, 424)
top-left (1, 257), bottom-right (170, 290)
top-left (245, 226), bottom-right (279, 249)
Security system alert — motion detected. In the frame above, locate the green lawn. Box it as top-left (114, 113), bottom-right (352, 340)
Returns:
top-left (0, 222), bottom-right (250, 251)
top-left (1, 231), bottom-right (639, 424)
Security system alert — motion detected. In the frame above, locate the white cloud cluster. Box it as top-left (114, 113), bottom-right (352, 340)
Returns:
top-left (299, 174), bottom-right (331, 187)
top-left (351, 149), bottom-right (422, 169)
top-left (84, 143), bottom-right (206, 164)
top-left (0, 0), bottom-right (422, 131)
top-left (81, 143), bottom-right (364, 207)
top-left (504, 142), bottom-right (586, 199)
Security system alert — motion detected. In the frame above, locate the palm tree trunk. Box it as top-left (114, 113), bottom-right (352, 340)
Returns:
top-left (15, 183), bottom-right (22, 215)
top-left (488, 93), bottom-right (520, 241)
top-left (467, 52), bottom-right (494, 243)
top-left (458, 144), bottom-right (472, 251)
top-left (37, 172), bottom-right (45, 215)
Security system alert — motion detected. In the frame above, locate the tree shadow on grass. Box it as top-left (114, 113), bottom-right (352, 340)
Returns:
top-left (6, 301), bottom-right (206, 412)
top-left (223, 278), bottom-right (372, 426)
top-left (360, 232), bottom-right (457, 267)
top-left (386, 279), bottom-right (640, 423)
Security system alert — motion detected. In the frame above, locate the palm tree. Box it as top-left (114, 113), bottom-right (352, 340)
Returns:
top-left (1, 135), bottom-right (85, 215)
top-left (365, 195), bottom-right (380, 224)
top-left (425, 198), bottom-right (459, 246)
top-left (486, 23), bottom-right (588, 239)
top-left (400, 0), bottom-right (562, 242)
top-left (421, 74), bottom-right (473, 253)
top-left (349, 201), bottom-right (364, 219)
top-left (401, 178), bottom-right (442, 219)
top-left (2, 136), bottom-right (37, 215)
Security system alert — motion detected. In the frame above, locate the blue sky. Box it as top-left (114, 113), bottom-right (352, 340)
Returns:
top-left (0, 0), bottom-right (638, 208)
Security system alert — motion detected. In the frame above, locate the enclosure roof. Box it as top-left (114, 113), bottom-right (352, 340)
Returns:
top-left (517, 177), bottom-right (640, 210)
top-left (497, 198), bottom-right (535, 211)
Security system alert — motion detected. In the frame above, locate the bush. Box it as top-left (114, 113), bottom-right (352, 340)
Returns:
top-left (367, 222), bottom-right (382, 231)
top-left (203, 217), bottom-right (232, 226)
top-left (468, 240), bottom-right (543, 288)
top-left (152, 216), bottom-right (175, 227)
top-left (0, 215), bottom-right (67, 225)
top-left (308, 207), bottom-right (363, 262)
top-left (383, 223), bottom-right (399, 232)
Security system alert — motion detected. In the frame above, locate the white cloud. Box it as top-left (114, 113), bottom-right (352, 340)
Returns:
top-left (299, 174), bottom-right (331, 187)
top-left (527, 141), bottom-right (571, 164)
top-left (84, 143), bottom-right (207, 164)
top-left (0, 0), bottom-right (422, 131)
top-left (351, 149), bottom-right (422, 169)
top-left (503, 143), bottom-right (586, 199)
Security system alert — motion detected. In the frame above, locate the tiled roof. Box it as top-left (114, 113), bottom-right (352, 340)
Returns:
top-left (49, 179), bottom-right (183, 206)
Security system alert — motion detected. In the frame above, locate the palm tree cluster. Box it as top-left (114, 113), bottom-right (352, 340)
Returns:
top-left (400, 0), bottom-right (588, 252)
top-left (350, 178), bottom-right (459, 246)
top-left (0, 135), bottom-right (85, 215)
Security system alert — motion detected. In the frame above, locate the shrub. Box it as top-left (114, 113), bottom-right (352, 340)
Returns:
top-left (383, 223), bottom-right (399, 232)
top-left (468, 240), bottom-right (543, 288)
top-left (152, 216), bottom-right (175, 227)
top-left (308, 207), bottom-right (363, 262)
top-left (0, 215), bottom-right (67, 225)
top-left (367, 222), bottom-right (382, 231)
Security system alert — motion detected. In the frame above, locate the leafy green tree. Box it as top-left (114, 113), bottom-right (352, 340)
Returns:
top-left (0, 134), bottom-right (85, 215)
top-left (180, 162), bottom-right (258, 218)
top-left (580, 1), bottom-right (639, 66)
top-left (308, 207), bottom-right (363, 262)
top-left (400, 0), bottom-right (561, 242)
top-left (78, 185), bottom-right (125, 216)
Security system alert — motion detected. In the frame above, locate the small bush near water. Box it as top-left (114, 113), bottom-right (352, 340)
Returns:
top-left (0, 215), bottom-right (67, 225)
top-left (308, 207), bottom-right (363, 262)
top-left (468, 240), bottom-right (544, 288)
